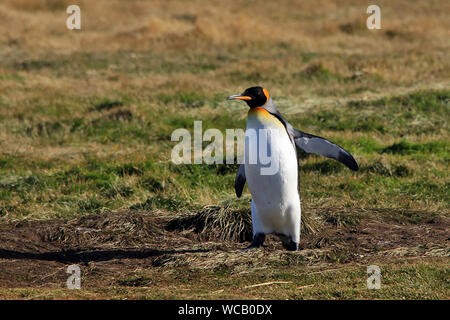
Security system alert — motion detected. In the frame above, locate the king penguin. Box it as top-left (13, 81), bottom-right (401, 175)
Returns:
top-left (227, 87), bottom-right (359, 251)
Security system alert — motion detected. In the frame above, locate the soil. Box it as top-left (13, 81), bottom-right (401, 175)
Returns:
top-left (0, 210), bottom-right (448, 288)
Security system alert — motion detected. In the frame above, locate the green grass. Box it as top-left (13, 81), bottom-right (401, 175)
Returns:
top-left (1, 101), bottom-right (448, 218)
top-left (0, 0), bottom-right (448, 299)
top-left (0, 258), bottom-right (447, 299)
top-left (291, 90), bottom-right (449, 135)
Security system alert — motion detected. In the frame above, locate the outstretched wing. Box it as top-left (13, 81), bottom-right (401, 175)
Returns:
top-left (262, 101), bottom-right (358, 171)
top-left (235, 164), bottom-right (246, 198)
top-left (290, 128), bottom-right (359, 171)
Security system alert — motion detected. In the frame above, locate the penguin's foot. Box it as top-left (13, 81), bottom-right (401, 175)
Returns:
top-left (282, 239), bottom-right (299, 251)
top-left (242, 233), bottom-right (265, 251)
top-left (276, 233), bottom-right (299, 251)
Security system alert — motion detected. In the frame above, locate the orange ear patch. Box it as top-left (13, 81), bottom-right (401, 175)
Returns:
top-left (262, 88), bottom-right (270, 101)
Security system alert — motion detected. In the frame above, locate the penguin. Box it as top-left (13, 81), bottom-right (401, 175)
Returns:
top-left (227, 86), bottom-right (358, 251)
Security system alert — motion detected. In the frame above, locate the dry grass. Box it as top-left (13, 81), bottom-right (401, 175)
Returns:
top-left (166, 204), bottom-right (253, 242)
top-left (0, 0), bottom-right (448, 299)
top-left (38, 211), bottom-right (164, 247)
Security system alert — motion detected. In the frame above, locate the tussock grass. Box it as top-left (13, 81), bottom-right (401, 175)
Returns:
top-left (38, 211), bottom-right (163, 247)
top-left (166, 204), bottom-right (253, 242)
top-left (165, 201), bottom-right (322, 242)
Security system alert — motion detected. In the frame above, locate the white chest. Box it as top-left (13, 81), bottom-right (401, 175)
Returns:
top-left (244, 109), bottom-right (299, 215)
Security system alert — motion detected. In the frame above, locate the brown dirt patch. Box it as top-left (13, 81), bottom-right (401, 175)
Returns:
top-left (0, 210), bottom-right (448, 288)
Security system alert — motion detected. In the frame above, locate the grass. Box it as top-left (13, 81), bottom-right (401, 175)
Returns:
top-left (0, 0), bottom-right (448, 299)
top-left (0, 258), bottom-right (448, 299)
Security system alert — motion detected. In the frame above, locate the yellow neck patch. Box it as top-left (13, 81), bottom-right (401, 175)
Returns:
top-left (262, 88), bottom-right (270, 101)
top-left (248, 107), bottom-right (285, 129)
top-left (248, 107), bottom-right (270, 115)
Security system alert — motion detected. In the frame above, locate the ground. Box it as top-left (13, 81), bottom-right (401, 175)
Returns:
top-left (0, 0), bottom-right (448, 299)
top-left (0, 210), bottom-right (448, 299)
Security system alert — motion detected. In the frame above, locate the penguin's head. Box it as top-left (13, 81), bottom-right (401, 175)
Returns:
top-left (227, 86), bottom-right (270, 108)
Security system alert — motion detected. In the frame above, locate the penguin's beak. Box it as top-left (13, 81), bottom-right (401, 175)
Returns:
top-left (227, 94), bottom-right (252, 101)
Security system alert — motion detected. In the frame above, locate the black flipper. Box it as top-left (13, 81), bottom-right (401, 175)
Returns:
top-left (235, 164), bottom-right (246, 198)
top-left (262, 99), bottom-right (359, 171)
top-left (291, 128), bottom-right (359, 171)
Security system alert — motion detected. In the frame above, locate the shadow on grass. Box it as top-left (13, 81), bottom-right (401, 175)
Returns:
top-left (0, 247), bottom-right (211, 264)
